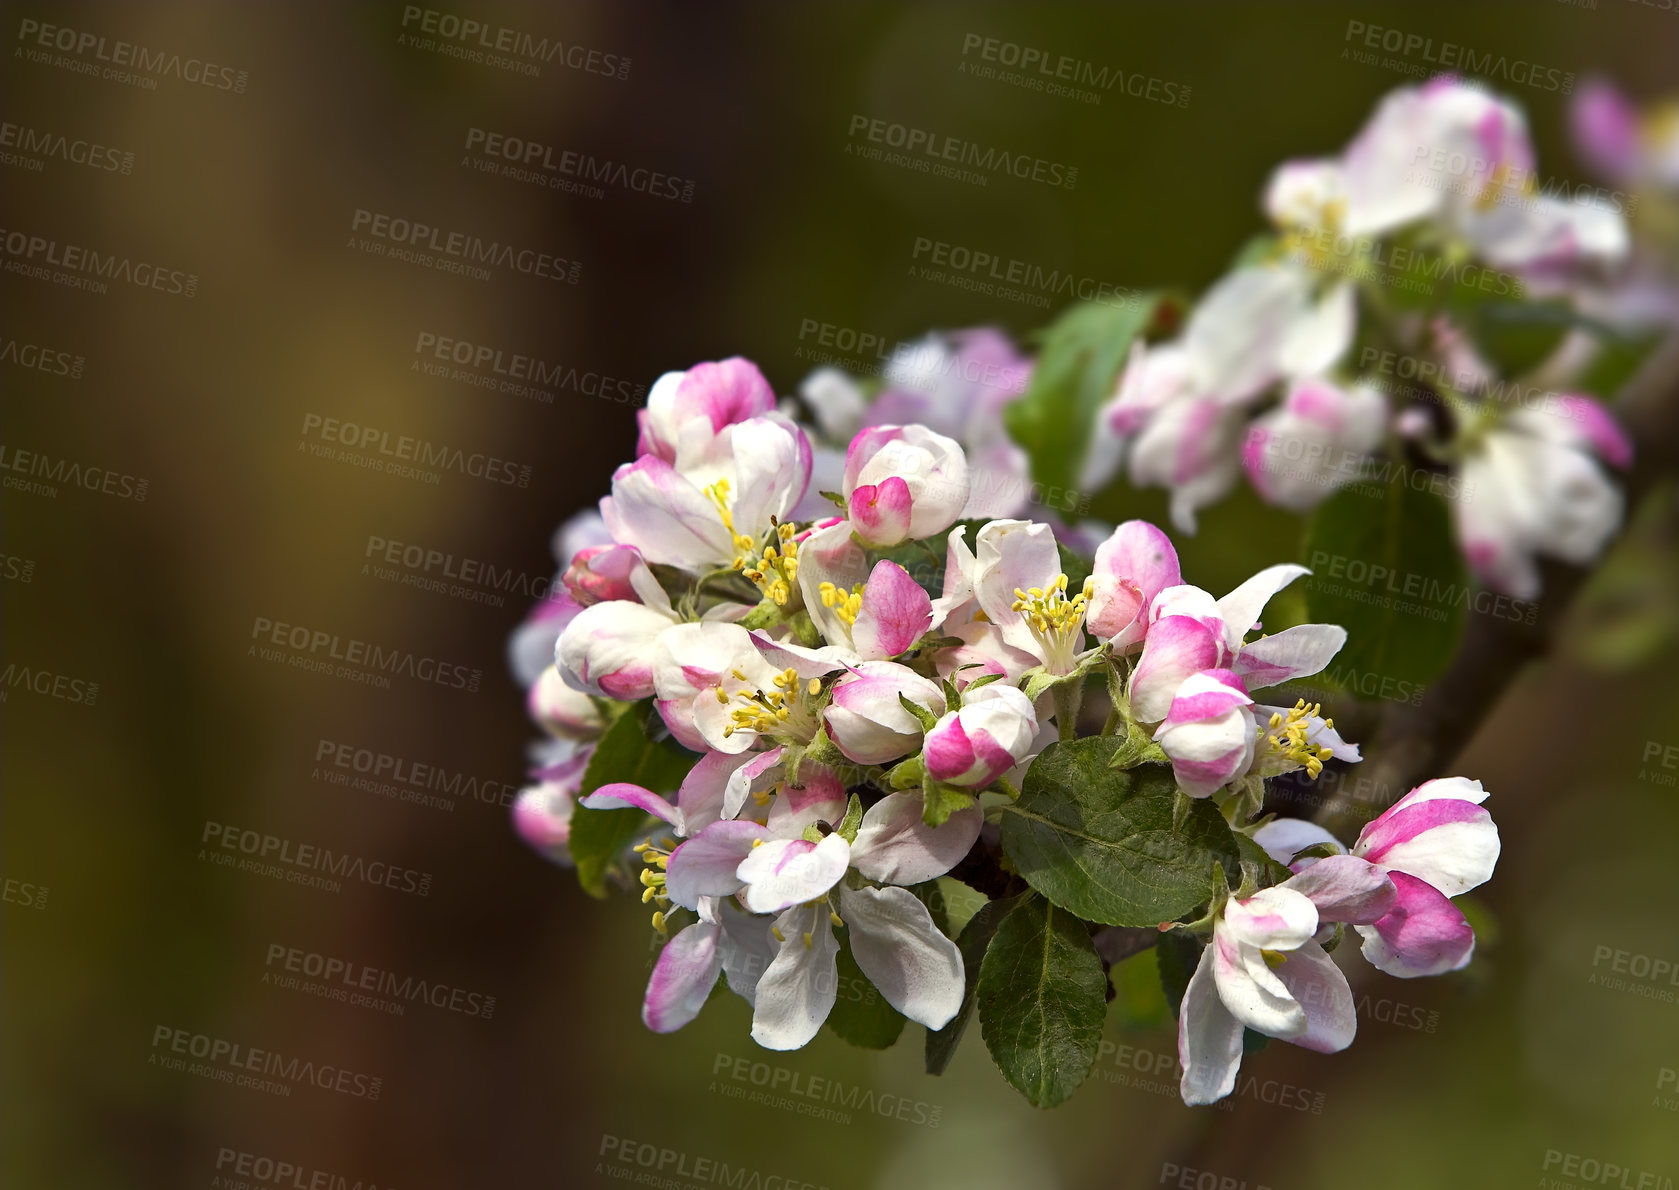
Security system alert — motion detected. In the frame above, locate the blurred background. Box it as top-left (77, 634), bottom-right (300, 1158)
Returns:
top-left (4, 2), bottom-right (1678, 1187)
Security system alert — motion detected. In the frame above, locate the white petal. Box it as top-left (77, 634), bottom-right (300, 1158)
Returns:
top-left (1178, 944), bottom-right (1245, 1106)
top-left (1271, 940), bottom-right (1357, 1053)
top-left (849, 791), bottom-right (982, 885)
top-left (1215, 564), bottom-right (1310, 654)
top-left (750, 904), bottom-right (839, 1050)
top-left (837, 884), bottom-right (964, 1030)
top-left (737, 835), bottom-right (850, 914)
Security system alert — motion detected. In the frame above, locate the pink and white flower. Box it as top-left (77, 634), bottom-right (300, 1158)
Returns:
top-left (842, 425), bottom-right (970, 547)
top-left (636, 357), bottom-right (777, 464)
top-left (1129, 564), bottom-right (1346, 725)
top-left (825, 662), bottom-right (947, 766)
top-left (1455, 395), bottom-right (1631, 599)
top-left (1152, 669), bottom-right (1257, 799)
top-left (923, 684), bottom-right (1040, 788)
top-left (1242, 379), bottom-right (1388, 511)
top-left (1085, 519), bottom-right (1183, 651)
top-left (1178, 858), bottom-right (1398, 1105)
top-left (604, 412), bottom-right (812, 572)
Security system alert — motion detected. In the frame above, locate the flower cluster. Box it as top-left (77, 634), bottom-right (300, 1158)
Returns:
top-left (506, 354), bottom-right (1501, 1107)
top-left (1074, 75), bottom-right (1637, 600)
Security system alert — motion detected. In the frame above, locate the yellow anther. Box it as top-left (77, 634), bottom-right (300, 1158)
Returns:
top-left (772, 926), bottom-right (785, 942)
top-left (1009, 572), bottom-right (1089, 674)
top-left (751, 838), bottom-right (765, 848)
top-left (830, 911), bottom-right (843, 929)
top-left (641, 887), bottom-right (656, 903)
top-left (807, 678), bottom-right (822, 696)
top-left (651, 911), bottom-right (668, 935)
top-left (802, 931), bottom-right (814, 950)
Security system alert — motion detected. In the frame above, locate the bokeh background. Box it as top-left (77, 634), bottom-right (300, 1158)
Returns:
top-left (5, 3), bottom-right (1678, 1187)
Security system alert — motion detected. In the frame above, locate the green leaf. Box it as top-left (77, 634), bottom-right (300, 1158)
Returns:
top-left (1575, 327), bottom-right (1662, 400)
top-left (976, 895), bottom-right (1108, 1107)
top-left (926, 893), bottom-right (1019, 1076)
top-left (1155, 932), bottom-right (1203, 1019)
top-left (827, 929), bottom-right (906, 1049)
top-left (999, 738), bottom-right (1241, 927)
top-left (1235, 832), bottom-right (1294, 890)
top-left (1301, 473), bottom-right (1468, 692)
top-left (1005, 296), bottom-right (1160, 495)
top-left (836, 794), bottom-right (864, 843)
top-left (898, 693), bottom-right (940, 733)
top-left (569, 703), bottom-right (697, 897)
top-left (922, 775), bottom-right (977, 828)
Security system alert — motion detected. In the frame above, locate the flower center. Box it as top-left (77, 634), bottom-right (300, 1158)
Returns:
top-left (1256, 699), bottom-right (1335, 779)
top-left (739, 522), bottom-right (800, 605)
top-left (1011, 573), bottom-right (1093, 674)
top-left (716, 666), bottom-right (822, 744)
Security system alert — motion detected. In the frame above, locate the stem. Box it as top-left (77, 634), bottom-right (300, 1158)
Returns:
top-left (1051, 681), bottom-right (1082, 742)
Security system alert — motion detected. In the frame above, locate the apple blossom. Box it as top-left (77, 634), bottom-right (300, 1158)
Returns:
top-left (842, 424), bottom-right (970, 546)
top-left (635, 357), bottom-right (777, 464)
top-left (1242, 379), bottom-right (1388, 511)
top-left (923, 684), bottom-right (1039, 788)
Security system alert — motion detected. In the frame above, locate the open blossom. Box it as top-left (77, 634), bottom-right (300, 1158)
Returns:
top-left (1129, 563), bottom-right (1346, 725)
top-left (1178, 856), bottom-right (1398, 1105)
top-left (1242, 379), bottom-right (1388, 511)
top-left (795, 525), bottom-right (938, 665)
top-left (1455, 395), bottom-right (1631, 599)
top-left (604, 411), bottom-right (812, 572)
top-left (1252, 776), bottom-right (1501, 979)
top-left (842, 425), bottom-right (970, 547)
top-left (1271, 76), bottom-right (1627, 273)
top-left (657, 788), bottom-right (980, 1047)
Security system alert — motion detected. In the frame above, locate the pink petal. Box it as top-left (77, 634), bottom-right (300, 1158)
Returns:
top-left (1356, 871), bottom-right (1475, 978)
top-left (578, 782), bottom-right (679, 826)
top-left (1088, 520), bottom-right (1182, 648)
top-left (1130, 616), bottom-right (1223, 723)
top-left (642, 920), bottom-right (722, 1033)
top-left (1280, 855), bottom-right (1396, 925)
top-left (851, 559), bottom-right (934, 660)
top-left (665, 820), bottom-right (773, 908)
top-left (850, 477), bottom-right (913, 546)
top-left (1232, 623), bottom-right (1347, 689)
